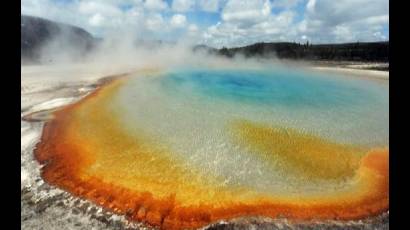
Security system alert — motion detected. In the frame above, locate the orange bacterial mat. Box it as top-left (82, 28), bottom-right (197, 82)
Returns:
top-left (35, 72), bottom-right (389, 229)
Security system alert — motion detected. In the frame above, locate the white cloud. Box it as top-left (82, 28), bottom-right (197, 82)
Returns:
top-left (186, 23), bottom-right (200, 40)
top-left (172, 0), bottom-right (194, 12)
top-left (272, 0), bottom-right (302, 8)
top-left (172, 0), bottom-right (220, 13)
top-left (199, 0), bottom-right (220, 12)
top-left (202, 0), bottom-right (389, 47)
top-left (79, 1), bottom-right (122, 17)
top-left (145, 13), bottom-right (165, 30)
top-left (144, 0), bottom-right (168, 11)
top-left (89, 13), bottom-right (105, 27)
top-left (21, 0), bottom-right (174, 38)
top-left (306, 0), bottom-right (316, 13)
top-left (222, 0), bottom-right (271, 25)
top-left (203, 0), bottom-right (298, 47)
top-left (188, 24), bottom-right (198, 32)
top-left (306, 0), bottom-right (388, 26)
top-left (21, 0), bottom-right (389, 47)
top-left (204, 10), bottom-right (296, 48)
top-left (297, 0), bottom-right (389, 43)
top-left (170, 14), bottom-right (187, 28)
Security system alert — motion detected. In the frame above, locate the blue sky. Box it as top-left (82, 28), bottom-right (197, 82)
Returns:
top-left (22, 0), bottom-right (389, 48)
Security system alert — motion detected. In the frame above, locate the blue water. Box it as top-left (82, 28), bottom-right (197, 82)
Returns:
top-left (160, 68), bottom-right (385, 109)
top-left (117, 67), bottom-right (388, 148)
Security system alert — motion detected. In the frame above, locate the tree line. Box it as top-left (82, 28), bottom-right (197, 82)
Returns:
top-left (215, 41), bottom-right (388, 62)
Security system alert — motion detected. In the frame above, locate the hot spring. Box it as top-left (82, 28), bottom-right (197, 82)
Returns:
top-left (35, 67), bottom-right (389, 229)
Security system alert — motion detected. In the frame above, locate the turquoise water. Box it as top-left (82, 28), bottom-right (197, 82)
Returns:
top-left (160, 68), bottom-right (384, 109)
top-left (112, 67), bottom-right (388, 192)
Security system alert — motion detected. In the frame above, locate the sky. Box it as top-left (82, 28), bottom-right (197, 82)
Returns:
top-left (21, 0), bottom-right (389, 48)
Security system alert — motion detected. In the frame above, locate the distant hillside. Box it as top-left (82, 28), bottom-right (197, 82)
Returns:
top-left (21, 15), bottom-right (97, 63)
top-left (195, 42), bottom-right (389, 62)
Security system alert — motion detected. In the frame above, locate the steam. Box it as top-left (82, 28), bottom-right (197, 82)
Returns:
top-left (32, 23), bottom-right (295, 76)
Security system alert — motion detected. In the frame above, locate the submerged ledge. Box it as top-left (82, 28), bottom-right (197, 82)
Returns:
top-left (31, 69), bottom-right (389, 229)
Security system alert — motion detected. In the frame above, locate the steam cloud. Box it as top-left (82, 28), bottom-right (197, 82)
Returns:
top-left (32, 24), bottom-right (292, 76)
